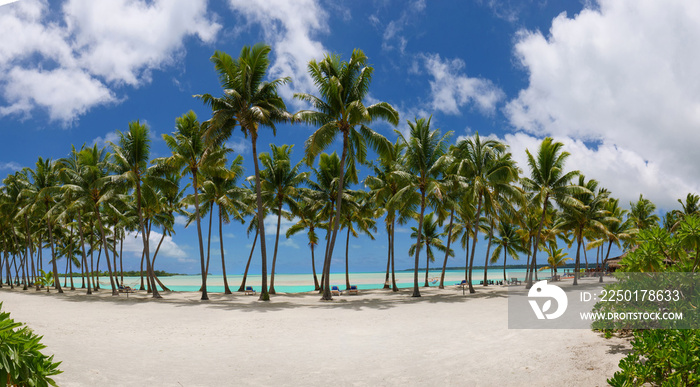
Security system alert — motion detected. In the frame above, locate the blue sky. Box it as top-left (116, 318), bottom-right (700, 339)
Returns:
top-left (2, 0), bottom-right (698, 275)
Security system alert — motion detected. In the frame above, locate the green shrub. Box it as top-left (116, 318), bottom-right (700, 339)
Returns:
top-left (608, 329), bottom-right (700, 386)
top-left (0, 303), bottom-right (62, 386)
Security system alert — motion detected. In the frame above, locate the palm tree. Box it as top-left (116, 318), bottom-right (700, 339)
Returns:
top-left (392, 117), bottom-right (450, 297)
top-left (60, 144), bottom-right (121, 295)
top-left (544, 243), bottom-right (571, 278)
top-left (490, 218), bottom-right (524, 283)
top-left (364, 139), bottom-right (409, 292)
top-left (435, 148), bottom-right (466, 289)
top-left (196, 44), bottom-right (292, 301)
top-left (521, 137), bottom-right (583, 289)
top-left (203, 156), bottom-right (245, 294)
top-left (452, 133), bottom-right (517, 293)
top-left (556, 176), bottom-right (610, 285)
top-left (591, 197), bottom-right (635, 282)
top-left (258, 144), bottom-right (308, 294)
top-left (22, 158), bottom-right (63, 293)
top-left (450, 191), bottom-right (477, 285)
top-left (408, 212), bottom-right (452, 287)
top-left (110, 121), bottom-right (163, 298)
top-left (340, 191), bottom-right (376, 289)
top-left (294, 49), bottom-right (399, 300)
top-left (628, 194), bottom-right (660, 232)
top-left (286, 198), bottom-right (324, 290)
top-left (156, 111), bottom-right (230, 300)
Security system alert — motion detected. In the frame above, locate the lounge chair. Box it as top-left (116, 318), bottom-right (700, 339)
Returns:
top-left (245, 286), bottom-right (256, 295)
top-left (348, 285), bottom-right (359, 295)
top-left (331, 286), bottom-right (342, 296)
top-left (509, 277), bottom-right (521, 285)
top-left (118, 284), bottom-right (134, 293)
top-left (455, 280), bottom-right (467, 286)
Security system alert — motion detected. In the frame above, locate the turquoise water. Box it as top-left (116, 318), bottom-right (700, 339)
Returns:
top-left (111, 269), bottom-right (534, 293)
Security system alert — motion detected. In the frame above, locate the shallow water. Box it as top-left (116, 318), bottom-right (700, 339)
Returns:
top-left (111, 268), bottom-right (536, 293)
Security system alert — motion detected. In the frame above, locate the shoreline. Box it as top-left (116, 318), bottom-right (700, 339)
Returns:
top-left (0, 277), bottom-right (627, 386)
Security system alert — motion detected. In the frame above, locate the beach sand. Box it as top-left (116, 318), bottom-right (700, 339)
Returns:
top-left (0, 277), bottom-right (628, 386)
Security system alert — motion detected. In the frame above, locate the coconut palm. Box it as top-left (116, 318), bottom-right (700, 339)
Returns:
top-left (521, 137), bottom-right (583, 289)
top-left (543, 243), bottom-right (571, 278)
top-left (435, 148), bottom-right (467, 289)
top-left (450, 191), bottom-right (478, 285)
top-left (21, 158), bottom-right (63, 293)
top-left (294, 49), bottom-right (399, 300)
top-left (452, 133), bottom-right (517, 293)
top-left (408, 212), bottom-right (452, 287)
top-left (305, 152), bottom-right (357, 293)
top-left (590, 197), bottom-right (635, 282)
top-left (391, 117), bottom-right (450, 297)
top-left (628, 194), bottom-right (660, 232)
top-left (364, 138), bottom-right (410, 291)
top-left (156, 111), bottom-right (231, 300)
top-left (556, 176), bottom-right (611, 285)
top-left (110, 121), bottom-right (163, 298)
top-left (203, 156), bottom-right (246, 294)
top-left (286, 198), bottom-right (324, 290)
top-left (258, 144), bottom-right (308, 294)
top-left (196, 44), bottom-right (292, 301)
top-left (340, 191), bottom-right (376, 289)
top-left (60, 144), bottom-right (122, 295)
top-left (490, 218), bottom-right (524, 283)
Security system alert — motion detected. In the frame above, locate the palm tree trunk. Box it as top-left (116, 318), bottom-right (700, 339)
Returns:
top-left (502, 247), bottom-right (508, 283)
top-left (322, 131), bottom-right (349, 301)
top-left (94, 210), bottom-right (118, 295)
top-left (310, 239), bottom-right (319, 291)
top-left (47, 219), bottom-right (63, 293)
top-left (139, 248), bottom-right (146, 290)
top-left (238, 229), bottom-right (257, 292)
top-left (601, 240), bottom-right (613, 283)
top-left (76, 211), bottom-right (90, 294)
top-left (251, 135), bottom-right (270, 301)
top-left (424, 245), bottom-right (430, 287)
top-left (582, 238), bottom-right (589, 271)
top-left (412, 192), bottom-right (426, 297)
top-left (270, 201), bottom-right (284, 295)
top-left (390, 217), bottom-right (398, 292)
top-left (136, 180), bottom-right (160, 298)
top-left (200, 201), bottom-right (214, 292)
top-left (24, 215), bottom-right (37, 291)
top-left (192, 171), bottom-right (207, 300)
top-left (483, 218), bottom-right (495, 286)
top-left (439, 209), bottom-right (455, 289)
top-left (345, 226), bottom-right (351, 290)
top-left (219, 205), bottom-right (232, 294)
top-left (527, 196), bottom-right (549, 289)
top-left (151, 230), bottom-right (170, 292)
top-left (119, 234), bottom-right (124, 286)
top-left (468, 195), bottom-right (483, 294)
top-left (319, 209), bottom-right (333, 293)
top-left (573, 230), bottom-right (582, 286)
top-left (112, 230), bottom-right (119, 287)
top-left (384, 222), bottom-right (391, 289)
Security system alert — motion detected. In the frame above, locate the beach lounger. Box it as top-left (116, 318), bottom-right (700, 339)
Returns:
top-left (118, 284), bottom-right (135, 293)
top-left (331, 286), bottom-right (342, 296)
top-left (245, 286), bottom-right (256, 295)
top-left (348, 285), bottom-right (359, 295)
top-left (455, 280), bottom-right (467, 287)
top-left (509, 278), bottom-right (521, 285)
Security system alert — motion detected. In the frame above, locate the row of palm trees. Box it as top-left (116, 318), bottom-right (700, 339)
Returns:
top-left (0, 43), bottom-right (687, 302)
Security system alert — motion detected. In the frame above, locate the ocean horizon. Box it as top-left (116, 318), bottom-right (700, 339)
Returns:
top-left (101, 268), bottom-right (559, 293)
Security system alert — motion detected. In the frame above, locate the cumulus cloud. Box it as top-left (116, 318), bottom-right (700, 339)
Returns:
top-left (227, 0), bottom-right (328, 105)
top-left (0, 161), bottom-right (22, 171)
top-left (375, 0), bottom-right (425, 54)
top-left (424, 53), bottom-right (505, 115)
top-left (91, 131), bottom-right (120, 147)
top-left (0, 0), bottom-right (220, 123)
top-left (121, 230), bottom-right (189, 262)
top-left (263, 214), bottom-right (296, 237)
top-left (505, 0), bottom-right (700, 211)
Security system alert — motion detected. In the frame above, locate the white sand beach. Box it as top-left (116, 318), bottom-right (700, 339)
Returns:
top-left (0, 278), bottom-right (627, 387)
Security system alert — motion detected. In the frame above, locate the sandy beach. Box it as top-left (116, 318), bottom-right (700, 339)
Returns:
top-left (0, 278), bottom-right (628, 386)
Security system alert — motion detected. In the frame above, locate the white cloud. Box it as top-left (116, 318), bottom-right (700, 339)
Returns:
top-left (377, 0), bottom-right (425, 55)
top-left (121, 230), bottom-right (189, 262)
top-left (281, 239), bottom-right (299, 249)
top-left (0, 0), bottom-right (220, 123)
top-left (505, 0), bottom-right (700, 211)
top-left (91, 131), bottom-right (120, 147)
top-left (0, 161), bottom-right (22, 171)
top-left (226, 137), bottom-right (250, 155)
top-left (174, 215), bottom-right (189, 227)
top-left (227, 0), bottom-right (328, 106)
top-left (263, 214), bottom-right (296, 237)
top-left (424, 53), bottom-right (505, 115)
